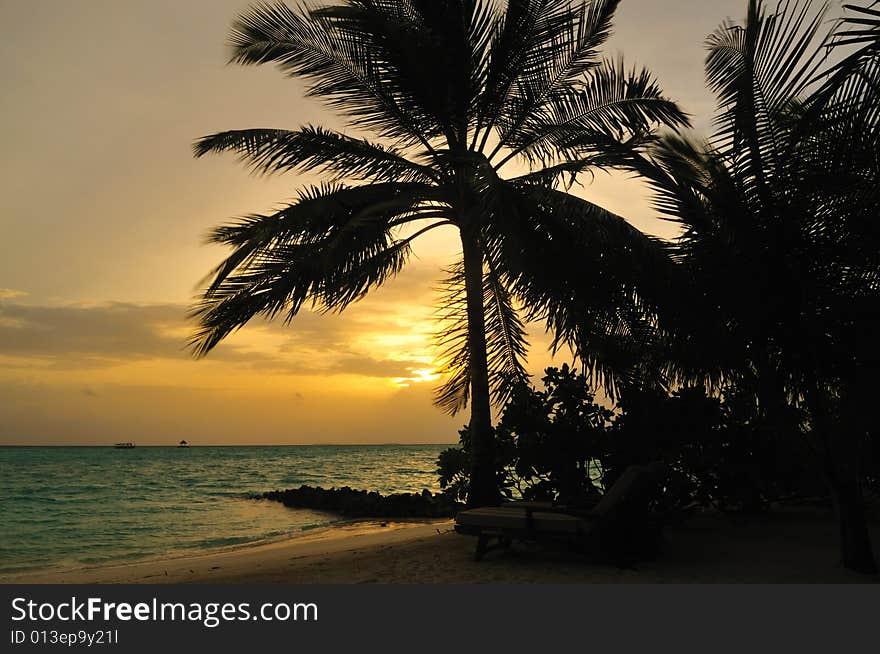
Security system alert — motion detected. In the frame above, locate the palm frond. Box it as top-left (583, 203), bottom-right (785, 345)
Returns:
top-left (433, 256), bottom-right (530, 415)
top-left (229, 1), bottom-right (441, 147)
top-left (643, 0), bottom-right (880, 398)
top-left (833, 2), bottom-right (880, 48)
top-left (485, 0), bottom-right (621, 148)
top-left (398, 0), bottom-right (499, 146)
top-left (476, 0), bottom-right (555, 146)
top-left (481, 182), bottom-right (674, 398)
top-left (705, 0), bottom-right (831, 181)
top-left (193, 125), bottom-right (438, 183)
top-left (495, 58), bottom-right (689, 168)
top-left (190, 181), bottom-right (445, 356)
top-left (811, 2), bottom-right (880, 121)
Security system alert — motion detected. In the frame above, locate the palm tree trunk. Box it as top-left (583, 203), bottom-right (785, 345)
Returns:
top-left (805, 377), bottom-right (877, 574)
top-left (827, 472), bottom-right (876, 574)
top-left (461, 229), bottom-right (498, 508)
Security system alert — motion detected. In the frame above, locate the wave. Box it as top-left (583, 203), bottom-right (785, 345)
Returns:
top-left (0, 444), bottom-right (445, 573)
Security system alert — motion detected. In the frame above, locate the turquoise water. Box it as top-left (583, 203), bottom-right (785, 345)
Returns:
top-left (0, 445), bottom-right (446, 575)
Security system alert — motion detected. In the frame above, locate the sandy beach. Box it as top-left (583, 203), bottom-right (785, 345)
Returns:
top-left (2, 507), bottom-right (877, 584)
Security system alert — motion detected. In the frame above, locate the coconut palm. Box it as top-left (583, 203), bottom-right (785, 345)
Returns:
top-left (819, 1), bottom-right (879, 97)
top-left (190, 0), bottom-right (688, 507)
top-left (642, 0), bottom-right (880, 572)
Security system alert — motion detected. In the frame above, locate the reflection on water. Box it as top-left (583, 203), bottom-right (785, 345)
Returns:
top-left (0, 445), bottom-right (446, 574)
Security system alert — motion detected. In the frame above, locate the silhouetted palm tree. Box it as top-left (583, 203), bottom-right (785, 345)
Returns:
top-left (819, 1), bottom-right (879, 96)
top-left (190, 0), bottom-right (687, 506)
top-left (643, 0), bottom-right (880, 572)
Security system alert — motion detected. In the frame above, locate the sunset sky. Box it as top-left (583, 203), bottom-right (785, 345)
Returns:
top-left (0, 0), bottom-right (839, 444)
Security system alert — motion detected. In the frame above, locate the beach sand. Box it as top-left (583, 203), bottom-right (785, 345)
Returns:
top-left (3, 507), bottom-right (878, 584)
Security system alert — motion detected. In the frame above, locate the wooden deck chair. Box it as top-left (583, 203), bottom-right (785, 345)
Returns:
top-left (454, 462), bottom-right (668, 562)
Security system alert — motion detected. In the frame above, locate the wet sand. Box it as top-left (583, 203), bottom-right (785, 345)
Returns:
top-left (3, 508), bottom-right (878, 584)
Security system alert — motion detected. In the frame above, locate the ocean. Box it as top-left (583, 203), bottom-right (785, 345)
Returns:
top-left (0, 445), bottom-right (447, 576)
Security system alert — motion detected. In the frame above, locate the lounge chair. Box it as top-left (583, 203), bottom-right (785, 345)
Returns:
top-left (454, 462), bottom-right (668, 563)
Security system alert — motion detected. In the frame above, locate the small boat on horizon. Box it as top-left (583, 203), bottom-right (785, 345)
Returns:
top-left (178, 440), bottom-right (190, 448)
top-left (113, 442), bottom-right (136, 449)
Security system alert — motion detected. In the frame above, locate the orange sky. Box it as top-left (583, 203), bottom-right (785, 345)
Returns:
top-left (1, 0), bottom-right (817, 444)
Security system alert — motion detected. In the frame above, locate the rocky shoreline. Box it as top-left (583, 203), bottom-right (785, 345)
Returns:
top-left (259, 485), bottom-right (464, 518)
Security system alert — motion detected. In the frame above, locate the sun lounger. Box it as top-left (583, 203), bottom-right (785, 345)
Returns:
top-left (455, 462), bottom-right (668, 562)
top-left (500, 492), bottom-right (601, 514)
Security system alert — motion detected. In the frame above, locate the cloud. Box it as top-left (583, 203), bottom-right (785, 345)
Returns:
top-left (317, 355), bottom-right (427, 378)
top-left (0, 299), bottom-right (437, 381)
top-left (0, 302), bottom-right (189, 363)
top-left (0, 289), bottom-right (27, 300)
top-left (0, 255), bottom-right (568, 403)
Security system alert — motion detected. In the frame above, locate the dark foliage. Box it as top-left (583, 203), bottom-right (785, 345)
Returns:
top-left (637, 0), bottom-right (880, 572)
top-left (261, 485), bottom-right (463, 518)
top-left (610, 386), bottom-right (819, 513)
top-left (438, 365), bottom-right (612, 503)
top-left (439, 366), bottom-right (822, 513)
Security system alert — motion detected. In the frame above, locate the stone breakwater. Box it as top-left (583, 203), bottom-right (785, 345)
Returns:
top-left (259, 485), bottom-right (464, 518)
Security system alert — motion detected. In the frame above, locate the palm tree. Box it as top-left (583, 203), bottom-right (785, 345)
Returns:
top-left (642, 0), bottom-right (880, 572)
top-left (190, 0), bottom-right (688, 507)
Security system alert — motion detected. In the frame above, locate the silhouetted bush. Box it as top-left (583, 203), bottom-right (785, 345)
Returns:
top-left (438, 366), bottom-right (822, 512)
top-left (610, 386), bottom-right (818, 512)
top-left (438, 365), bottom-right (611, 504)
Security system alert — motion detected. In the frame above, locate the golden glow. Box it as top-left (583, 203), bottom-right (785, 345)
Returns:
top-left (392, 368), bottom-right (443, 389)
top-left (0, 0), bottom-right (725, 443)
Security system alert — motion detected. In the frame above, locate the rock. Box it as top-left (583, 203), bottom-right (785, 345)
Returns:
top-left (259, 485), bottom-right (464, 518)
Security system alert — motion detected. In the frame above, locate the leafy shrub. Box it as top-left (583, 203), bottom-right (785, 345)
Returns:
top-left (437, 364), bottom-right (612, 503)
top-left (438, 366), bottom-right (820, 512)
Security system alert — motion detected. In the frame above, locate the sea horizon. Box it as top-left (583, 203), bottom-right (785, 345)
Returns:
top-left (0, 443), bottom-right (456, 447)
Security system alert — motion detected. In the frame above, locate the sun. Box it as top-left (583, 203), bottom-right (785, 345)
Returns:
top-left (392, 368), bottom-right (442, 389)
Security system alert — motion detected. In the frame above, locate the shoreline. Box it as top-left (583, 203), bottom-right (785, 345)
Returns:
top-left (2, 507), bottom-right (879, 584)
top-left (0, 519), bottom-right (450, 585)
top-left (0, 516), bottom-right (347, 577)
